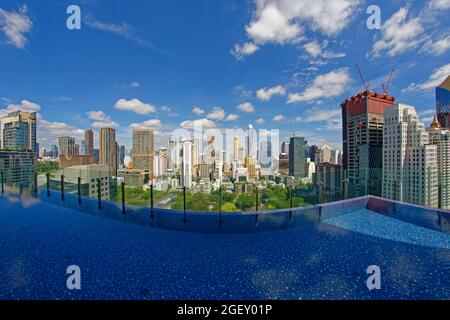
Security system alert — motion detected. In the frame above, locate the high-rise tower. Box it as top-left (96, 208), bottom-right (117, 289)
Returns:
top-left (341, 91), bottom-right (395, 197)
top-left (84, 129), bottom-right (94, 155)
top-left (0, 111), bottom-right (37, 153)
top-left (131, 129), bottom-right (154, 176)
top-left (100, 128), bottom-right (118, 176)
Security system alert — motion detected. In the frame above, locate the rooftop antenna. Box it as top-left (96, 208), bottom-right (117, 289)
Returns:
top-left (381, 69), bottom-right (395, 96)
top-left (355, 64), bottom-right (370, 92)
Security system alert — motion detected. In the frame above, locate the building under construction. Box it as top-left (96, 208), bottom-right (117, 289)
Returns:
top-left (341, 91), bottom-right (395, 197)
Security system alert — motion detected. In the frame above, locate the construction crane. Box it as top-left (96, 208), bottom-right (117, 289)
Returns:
top-left (381, 69), bottom-right (395, 96)
top-left (355, 63), bottom-right (370, 92)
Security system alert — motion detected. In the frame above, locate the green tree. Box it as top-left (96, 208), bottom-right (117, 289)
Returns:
top-left (221, 202), bottom-right (238, 212)
top-left (235, 193), bottom-right (255, 211)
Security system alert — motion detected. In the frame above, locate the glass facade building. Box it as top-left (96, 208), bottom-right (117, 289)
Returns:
top-left (0, 111), bottom-right (37, 153)
top-left (437, 76), bottom-right (450, 129)
top-left (289, 137), bottom-right (307, 178)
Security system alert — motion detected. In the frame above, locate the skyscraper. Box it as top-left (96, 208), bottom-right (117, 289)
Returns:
top-left (436, 75), bottom-right (450, 129)
top-left (180, 139), bottom-right (192, 188)
top-left (168, 136), bottom-right (180, 172)
top-left (382, 103), bottom-right (438, 207)
top-left (0, 111), bottom-right (37, 153)
top-left (0, 110), bottom-right (37, 187)
top-left (289, 136), bottom-right (307, 177)
top-left (233, 136), bottom-right (240, 161)
top-left (246, 124), bottom-right (256, 158)
top-left (119, 145), bottom-right (126, 166)
top-left (281, 142), bottom-right (290, 155)
top-left (100, 128), bottom-right (118, 176)
top-left (58, 136), bottom-right (78, 156)
top-left (84, 129), bottom-right (94, 155)
top-left (131, 129), bottom-right (154, 176)
top-left (427, 115), bottom-right (450, 209)
top-left (259, 140), bottom-right (272, 169)
top-left (341, 91), bottom-right (395, 197)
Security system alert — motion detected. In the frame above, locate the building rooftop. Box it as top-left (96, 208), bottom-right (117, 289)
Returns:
top-left (438, 75), bottom-right (450, 91)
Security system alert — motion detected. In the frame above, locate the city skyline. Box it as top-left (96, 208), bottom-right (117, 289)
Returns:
top-left (0, 1), bottom-right (449, 151)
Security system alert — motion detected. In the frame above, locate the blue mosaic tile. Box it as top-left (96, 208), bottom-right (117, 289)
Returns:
top-left (0, 197), bottom-right (449, 300)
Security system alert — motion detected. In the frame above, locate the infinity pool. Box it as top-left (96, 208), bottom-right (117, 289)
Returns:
top-left (0, 194), bottom-right (449, 300)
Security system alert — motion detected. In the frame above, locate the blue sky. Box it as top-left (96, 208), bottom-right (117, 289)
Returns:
top-left (0, 0), bottom-right (449, 151)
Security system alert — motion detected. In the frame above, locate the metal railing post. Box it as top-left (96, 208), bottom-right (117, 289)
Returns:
top-left (150, 184), bottom-right (154, 210)
top-left (183, 186), bottom-right (186, 212)
top-left (219, 187), bottom-right (222, 213)
top-left (1, 170), bottom-right (4, 194)
top-left (318, 182), bottom-right (324, 204)
top-left (255, 187), bottom-right (259, 212)
top-left (97, 178), bottom-right (102, 210)
top-left (219, 187), bottom-right (223, 225)
top-left (77, 177), bottom-right (81, 205)
top-left (289, 186), bottom-right (293, 220)
top-left (46, 173), bottom-right (50, 197)
top-left (343, 178), bottom-right (349, 200)
top-left (121, 181), bottom-right (125, 214)
top-left (60, 175), bottom-right (65, 201)
top-left (33, 171), bottom-right (38, 196)
top-left (183, 186), bottom-right (187, 223)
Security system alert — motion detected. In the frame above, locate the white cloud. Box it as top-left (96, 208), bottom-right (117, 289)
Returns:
top-left (37, 118), bottom-right (84, 147)
top-left (237, 102), bottom-right (255, 113)
top-left (294, 107), bottom-right (341, 125)
top-left (129, 82), bottom-right (141, 88)
top-left (192, 106), bottom-right (205, 115)
top-left (422, 35), bottom-right (450, 55)
top-left (225, 114), bottom-right (239, 121)
top-left (180, 118), bottom-right (216, 129)
top-left (0, 5), bottom-right (32, 48)
top-left (256, 118), bottom-right (266, 125)
top-left (83, 14), bottom-right (167, 54)
top-left (370, 7), bottom-right (424, 57)
top-left (1, 99), bottom-right (40, 116)
top-left (256, 85), bottom-right (286, 101)
top-left (233, 85), bottom-right (253, 98)
top-left (246, 3), bottom-right (302, 44)
top-left (114, 98), bottom-right (156, 115)
top-left (287, 68), bottom-right (350, 103)
top-left (428, 0), bottom-right (450, 10)
top-left (233, 0), bottom-right (360, 57)
top-left (303, 40), bottom-right (346, 59)
top-left (420, 109), bottom-right (437, 116)
top-left (161, 105), bottom-right (178, 117)
top-left (273, 114), bottom-right (285, 122)
top-left (207, 107), bottom-right (226, 120)
top-left (231, 42), bottom-right (260, 60)
top-left (87, 110), bottom-right (119, 128)
top-left (129, 119), bottom-right (162, 129)
top-left (403, 63), bottom-right (450, 92)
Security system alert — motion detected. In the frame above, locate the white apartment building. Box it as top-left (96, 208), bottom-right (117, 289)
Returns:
top-left (305, 158), bottom-right (316, 181)
top-left (181, 139), bottom-right (192, 188)
top-left (427, 115), bottom-right (450, 209)
top-left (315, 145), bottom-right (332, 164)
top-left (59, 164), bottom-right (111, 200)
top-left (382, 103), bottom-right (438, 207)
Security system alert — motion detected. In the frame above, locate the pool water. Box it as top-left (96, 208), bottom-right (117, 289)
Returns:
top-left (0, 197), bottom-right (449, 300)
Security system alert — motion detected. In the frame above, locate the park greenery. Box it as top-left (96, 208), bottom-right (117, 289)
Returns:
top-left (37, 161), bottom-right (59, 176)
top-left (115, 183), bottom-right (312, 212)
